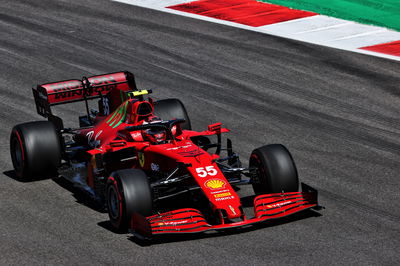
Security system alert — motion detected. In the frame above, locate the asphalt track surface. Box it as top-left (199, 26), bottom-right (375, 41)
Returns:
top-left (1, 0), bottom-right (399, 265)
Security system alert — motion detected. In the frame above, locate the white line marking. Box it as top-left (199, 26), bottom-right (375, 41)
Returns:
top-left (330, 29), bottom-right (386, 42)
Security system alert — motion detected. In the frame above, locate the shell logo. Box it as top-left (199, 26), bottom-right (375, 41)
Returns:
top-left (205, 179), bottom-right (226, 190)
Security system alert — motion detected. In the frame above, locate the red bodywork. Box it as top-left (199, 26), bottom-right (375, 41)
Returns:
top-left (34, 71), bottom-right (319, 238)
top-left (37, 72), bottom-right (134, 105)
top-left (85, 99), bottom-right (317, 236)
top-left (82, 108), bottom-right (246, 220)
top-left (134, 191), bottom-right (317, 236)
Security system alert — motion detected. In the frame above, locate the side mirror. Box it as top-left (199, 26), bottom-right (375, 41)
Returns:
top-left (208, 122), bottom-right (222, 132)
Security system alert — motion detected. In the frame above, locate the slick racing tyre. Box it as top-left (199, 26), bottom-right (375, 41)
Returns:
top-left (106, 169), bottom-right (153, 232)
top-left (154, 98), bottom-right (192, 130)
top-left (250, 144), bottom-right (299, 194)
top-left (10, 121), bottom-right (61, 180)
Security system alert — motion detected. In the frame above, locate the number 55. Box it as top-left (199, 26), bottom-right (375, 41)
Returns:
top-left (196, 166), bottom-right (218, 177)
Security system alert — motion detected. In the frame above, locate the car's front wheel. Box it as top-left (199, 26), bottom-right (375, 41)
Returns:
top-left (106, 169), bottom-right (153, 232)
top-left (250, 144), bottom-right (299, 194)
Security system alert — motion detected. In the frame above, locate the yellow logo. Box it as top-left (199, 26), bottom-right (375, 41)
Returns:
top-left (138, 152), bottom-right (145, 167)
top-left (205, 179), bottom-right (226, 190)
top-left (214, 192), bottom-right (231, 198)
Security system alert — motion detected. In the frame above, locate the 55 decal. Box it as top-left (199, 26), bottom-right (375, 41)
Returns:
top-left (196, 166), bottom-right (218, 177)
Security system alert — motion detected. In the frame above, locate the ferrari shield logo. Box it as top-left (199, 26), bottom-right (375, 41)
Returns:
top-left (138, 152), bottom-right (145, 167)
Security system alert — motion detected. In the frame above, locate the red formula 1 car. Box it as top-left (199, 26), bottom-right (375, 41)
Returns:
top-left (10, 71), bottom-right (321, 239)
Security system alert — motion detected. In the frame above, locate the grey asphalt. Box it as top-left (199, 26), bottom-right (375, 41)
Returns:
top-left (1, 0), bottom-right (399, 265)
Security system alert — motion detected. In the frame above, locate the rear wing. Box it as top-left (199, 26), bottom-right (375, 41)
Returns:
top-left (32, 71), bottom-right (137, 118)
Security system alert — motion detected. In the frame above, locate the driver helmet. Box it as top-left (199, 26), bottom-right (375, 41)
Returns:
top-left (144, 128), bottom-right (167, 144)
top-left (142, 116), bottom-right (167, 144)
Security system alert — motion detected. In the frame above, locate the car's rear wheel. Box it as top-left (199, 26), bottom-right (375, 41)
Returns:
top-left (10, 121), bottom-right (61, 180)
top-left (106, 169), bottom-right (153, 232)
top-left (154, 98), bottom-right (191, 130)
top-left (250, 144), bottom-right (299, 194)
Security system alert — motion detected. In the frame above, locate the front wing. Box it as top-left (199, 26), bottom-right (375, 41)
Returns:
top-left (130, 183), bottom-right (321, 238)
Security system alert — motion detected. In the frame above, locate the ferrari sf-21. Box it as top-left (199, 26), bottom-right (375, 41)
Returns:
top-left (10, 71), bottom-right (321, 239)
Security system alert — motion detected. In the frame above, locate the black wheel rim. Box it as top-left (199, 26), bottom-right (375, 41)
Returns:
top-left (250, 153), bottom-right (271, 194)
top-left (12, 137), bottom-right (23, 170)
top-left (250, 155), bottom-right (264, 183)
top-left (108, 186), bottom-right (120, 220)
